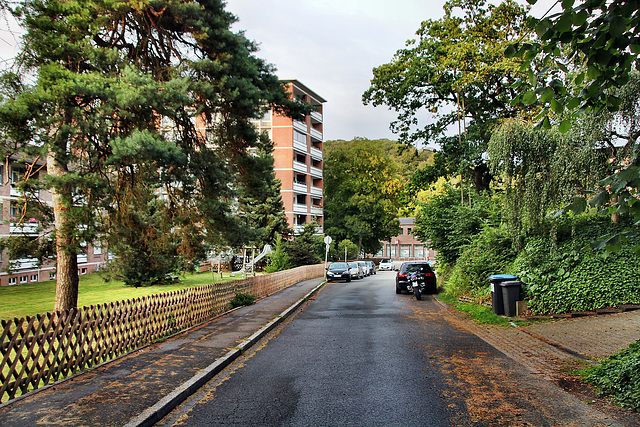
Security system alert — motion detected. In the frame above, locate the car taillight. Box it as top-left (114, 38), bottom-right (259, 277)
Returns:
top-left (426, 272), bottom-right (435, 277)
top-left (398, 273), bottom-right (407, 278)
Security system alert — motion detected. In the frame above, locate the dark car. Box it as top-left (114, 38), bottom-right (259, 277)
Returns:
top-left (395, 261), bottom-right (437, 294)
top-left (326, 262), bottom-right (352, 282)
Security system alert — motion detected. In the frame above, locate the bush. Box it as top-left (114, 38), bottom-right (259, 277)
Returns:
top-left (228, 292), bottom-right (257, 309)
top-left (514, 216), bottom-right (640, 314)
top-left (585, 340), bottom-right (640, 412)
top-left (443, 225), bottom-right (516, 301)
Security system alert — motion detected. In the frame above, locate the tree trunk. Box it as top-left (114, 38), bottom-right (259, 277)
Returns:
top-left (48, 151), bottom-right (79, 312)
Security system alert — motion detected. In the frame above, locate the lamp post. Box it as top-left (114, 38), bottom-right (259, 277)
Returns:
top-left (324, 236), bottom-right (332, 281)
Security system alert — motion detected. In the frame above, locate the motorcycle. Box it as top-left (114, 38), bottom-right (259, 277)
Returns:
top-left (409, 267), bottom-right (428, 300)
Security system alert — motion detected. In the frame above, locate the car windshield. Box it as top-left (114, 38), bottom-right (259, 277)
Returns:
top-left (405, 264), bottom-right (430, 273)
top-left (381, 259), bottom-right (391, 263)
top-left (348, 262), bottom-right (358, 268)
top-left (329, 262), bottom-right (348, 269)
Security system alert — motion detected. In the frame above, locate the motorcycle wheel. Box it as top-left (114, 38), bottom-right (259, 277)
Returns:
top-left (414, 288), bottom-right (422, 300)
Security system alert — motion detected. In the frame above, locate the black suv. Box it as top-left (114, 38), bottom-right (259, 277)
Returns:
top-left (395, 261), bottom-right (437, 294)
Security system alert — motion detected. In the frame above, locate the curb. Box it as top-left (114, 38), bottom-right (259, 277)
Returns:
top-left (123, 281), bottom-right (325, 427)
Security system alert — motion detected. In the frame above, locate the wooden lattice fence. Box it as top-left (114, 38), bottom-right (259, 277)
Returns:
top-left (0, 264), bottom-right (323, 403)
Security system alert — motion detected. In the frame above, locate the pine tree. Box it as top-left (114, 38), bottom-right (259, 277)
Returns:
top-left (0, 0), bottom-right (307, 309)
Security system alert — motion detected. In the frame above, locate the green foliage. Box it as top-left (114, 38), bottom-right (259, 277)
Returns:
top-left (442, 225), bottom-right (517, 299)
top-left (438, 293), bottom-right (510, 326)
top-left (489, 119), bottom-right (608, 246)
top-left (335, 239), bottom-right (359, 261)
top-left (508, 0), bottom-right (639, 124)
top-left (364, 0), bottom-right (532, 191)
top-left (228, 292), bottom-right (257, 309)
top-left (514, 216), bottom-right (640, 314)
top-left (264, 234), bottom-right (291, 273)
top-left (283, 222), bottom-right (322, 268)
top-left (414, 185), bottom-right (500, 264)
top-left (585, 340), bottom-right (640, 412)
top-left (324, 138), bottom-right (402, 255)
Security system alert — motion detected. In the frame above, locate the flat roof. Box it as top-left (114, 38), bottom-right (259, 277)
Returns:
top-left (280, 79), bottom-right (327, 104)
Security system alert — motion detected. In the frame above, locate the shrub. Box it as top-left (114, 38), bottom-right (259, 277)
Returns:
top-left (228, 292), bottom-right (257, 309)
top-left (515, 216), bottom-right (640, 314)
top-left (443, 225), bottom-right (516, 301)
top-left (585, 340), bottom-right (640, 412)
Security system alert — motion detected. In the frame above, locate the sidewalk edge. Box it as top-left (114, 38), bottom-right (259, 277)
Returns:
top-left (123, 281), bottom-right (325, 427)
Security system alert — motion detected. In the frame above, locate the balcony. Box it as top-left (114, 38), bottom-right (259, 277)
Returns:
top-left (77, 254), bottom-right (88, 264)
top-left (310, 128), bottom-right (322, 141)
top-left (310, 186), bottom-right (323, 197)
top-left (9, 222), bottom-right (38, 234)
top-left (10, 186), bottom-right (39, 198)
top-left (310, 110), bottom-right (322, 123)
top-left (11, 257), bottom-right (38, 270)
top-left (293, 203), bottom-right (308, 214)
top-left (293, 160), bottom-right (307, 174)
top-left (293, 140), bottom-right (307, 153)
top-left (309, 147), bottom-right (322, 160)
top-left (310, 166), bottom-right (322, 179)
top-left (293, 225), bottom-right (305, 235)
top-left (293, 120), bottom-right (307, 134)
top-left (293, 182), bottom-right (307, 193)
top-left (311, 206), bottom-right (323, 216)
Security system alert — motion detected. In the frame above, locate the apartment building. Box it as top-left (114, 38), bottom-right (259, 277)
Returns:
top-left (251, 79), bottom-right (326, 235)
top-left (0, 156), bottom-right (106, 286)
top-left (379, 218), bottom-right (438, 263)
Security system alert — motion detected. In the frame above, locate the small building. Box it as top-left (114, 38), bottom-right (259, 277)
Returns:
top-left (378, 218), bottom-right (438, 263)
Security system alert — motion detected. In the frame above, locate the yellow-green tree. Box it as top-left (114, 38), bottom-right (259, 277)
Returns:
top-left (324, 138), bottom-right (402, 256)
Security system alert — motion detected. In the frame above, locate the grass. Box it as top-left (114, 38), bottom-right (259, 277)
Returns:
top-left (0, 271), bottom-right (246, 321)
top-left (438, 292), bottom-right (511, 326)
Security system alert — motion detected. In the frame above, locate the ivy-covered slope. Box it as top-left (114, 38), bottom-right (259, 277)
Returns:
top-left (514, 216), bottom-right (640, 314)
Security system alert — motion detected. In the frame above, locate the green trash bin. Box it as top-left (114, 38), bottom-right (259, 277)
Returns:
top-left (489, 275), bottom-right (517, 315)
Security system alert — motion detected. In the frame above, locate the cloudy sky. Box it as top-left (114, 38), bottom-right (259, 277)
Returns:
top-left (225, 0), bottom-right (446, 142)
top-left (0, 1), bottom-right (556, 143)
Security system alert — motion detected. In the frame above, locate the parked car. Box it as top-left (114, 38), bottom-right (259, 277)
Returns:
top-left (348, 261), bottom-right (364, 279)
top-left (378, 259), bottom-right (394, 271)
top-left (326, 262), bottom-right (351, 282)
top-left (395, 261), bottom-right (437, 294)
top-left (357, 260), bottom-right (371, 276)
top-left (366, 260), bottom-right (376, 275)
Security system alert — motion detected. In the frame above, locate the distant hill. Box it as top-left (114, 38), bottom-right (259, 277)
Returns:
top-left (325, 138), bottom-right (433, 181)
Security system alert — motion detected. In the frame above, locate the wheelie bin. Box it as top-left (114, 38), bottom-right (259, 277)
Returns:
top-left (489, 274), bottom-right (518, 315)
top-left (500, 280), bottom-right (522, 317)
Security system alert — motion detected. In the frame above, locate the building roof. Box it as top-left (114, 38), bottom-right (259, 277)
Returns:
top-left (280, 79), bottom-right (327, 104)
top-left (399, 217), bottom-right (415, 226)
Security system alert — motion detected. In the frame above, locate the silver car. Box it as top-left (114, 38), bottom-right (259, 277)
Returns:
top-left (378, 259), bottom-right (394, 271)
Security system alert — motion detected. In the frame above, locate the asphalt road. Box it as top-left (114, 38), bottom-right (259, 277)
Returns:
top-left (157, 271), bottom-right (624, 427)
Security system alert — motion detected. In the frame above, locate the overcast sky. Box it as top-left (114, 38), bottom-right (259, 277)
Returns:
top-left (0, 1), bottom-right (557, 143)
top-left (225, 0), bottom-right (445, 142)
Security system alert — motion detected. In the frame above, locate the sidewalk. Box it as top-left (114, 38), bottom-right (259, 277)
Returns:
top-left (443, 301), bottom-right (640, 380)
top-left (0, 280), bottom-right (638, 427)
top-left (0, 278), bottom-right (325, 427)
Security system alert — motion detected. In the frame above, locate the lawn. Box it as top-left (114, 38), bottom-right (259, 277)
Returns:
top-left (0, 271), bottom-right (245, 321)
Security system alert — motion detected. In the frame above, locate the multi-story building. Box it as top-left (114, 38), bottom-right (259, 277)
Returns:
top-left (251, 79), bottom-right (326, 235)
top-left (0, 156), bottom-right (106, 286)
top-left (379, 217), bottom-right (438, 263)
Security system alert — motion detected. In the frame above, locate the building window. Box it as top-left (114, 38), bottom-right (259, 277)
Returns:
top-left (81, 268), bottom-right (87, 275)
top-left (94, 243), bottom-right (103, 255)
top-left (399, 228), bottom-right (404, 235)
top-left (20, 275), bottom-right (28, 284)
top-left (11, 166), bottom-right (25, 185)
top-left (49, 272), bottom-right (56, 280)
top-left (30, 274), bottom-right (38, 282)
top-left (407, 228), bottom-right (412, 235)
top-left (296, 194), bottom-right (306, 204)
top-left (10, 201), bottom-right (22, 220)
top-left (400, 245), bottom-right (411, 258)
top-left (260, 110), bottom-right (272, 126)
top-left (8, 277), bottom-right (16, 285)
top-left (294, 130), bottom-right (306, 144)
top-left (295, 153), bottom-right (306, 164)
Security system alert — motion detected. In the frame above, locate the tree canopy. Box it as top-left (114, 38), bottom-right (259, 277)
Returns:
top-left (323, 138), bottom-right (403, 256)
top-left (0, 0), bottom-right (306, 305)
top-left (363, 0), bottom-right (532, 192)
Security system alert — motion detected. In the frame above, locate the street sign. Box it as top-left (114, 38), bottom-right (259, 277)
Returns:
top-left (324, 235), bottom-right (333, 245)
